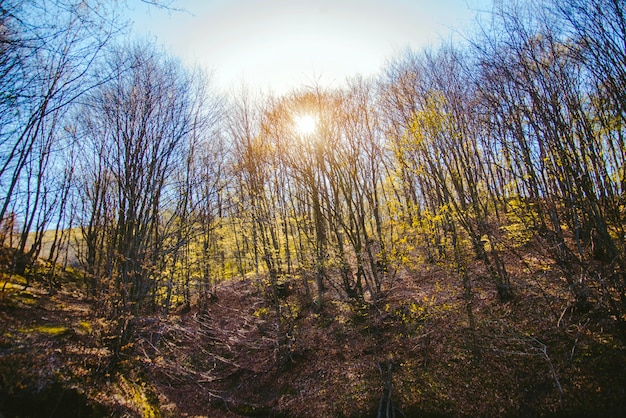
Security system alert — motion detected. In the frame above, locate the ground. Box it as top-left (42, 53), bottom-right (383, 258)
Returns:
top-left (1, 245), bottom-right (626, 417)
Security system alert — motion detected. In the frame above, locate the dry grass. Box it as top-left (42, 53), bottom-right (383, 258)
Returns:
top-left (1, 240), bottom-right (625, 417)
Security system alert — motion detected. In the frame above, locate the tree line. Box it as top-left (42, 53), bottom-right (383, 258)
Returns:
top-left (1, 0), bottom-right (624, 362)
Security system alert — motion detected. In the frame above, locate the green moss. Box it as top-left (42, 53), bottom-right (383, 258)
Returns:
top-left (78, 321), bottom-right (92, 333)
top-left (20, 325), bottom-right (69, 336)
top-left (15, 291), bottom-right (40, 306)
top-left (1, 281), bottom-right (24, 291)
top-left (119, 375), bottom-right (161, 418)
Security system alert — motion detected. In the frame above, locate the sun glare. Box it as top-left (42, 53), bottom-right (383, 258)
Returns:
top-left (294, 114), bottom-right (317, 136)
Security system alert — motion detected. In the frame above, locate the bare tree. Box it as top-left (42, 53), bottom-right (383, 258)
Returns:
top-left (0, 0), bottom-right (119, 277)
top-left (473, 0), bottom-right (626, 312)
top-left (381, 46), bottom-right (513, 301)
top-left (76, 41), bottom-right (216, 364)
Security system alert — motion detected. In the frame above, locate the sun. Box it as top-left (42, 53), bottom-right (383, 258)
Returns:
top-left (294, 114), bottom-right (317, 136)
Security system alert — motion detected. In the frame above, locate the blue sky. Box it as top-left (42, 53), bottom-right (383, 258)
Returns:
top-left (129, 0), bottom-right (490, 94)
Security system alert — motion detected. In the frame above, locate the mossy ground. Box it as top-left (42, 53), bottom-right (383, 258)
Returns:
top-left (0, 267), bottom-right (159, 417)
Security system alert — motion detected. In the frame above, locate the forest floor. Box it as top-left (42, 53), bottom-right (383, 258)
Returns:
top-left (1, 242), bottom-right (626, 417)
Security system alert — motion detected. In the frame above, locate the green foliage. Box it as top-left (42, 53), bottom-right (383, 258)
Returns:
top-left (253, 306), bottom-right (270, 318)
top-left (329, 299), bottom-right (371, 327)
top-left (388, 300), bottom-right (428, 337)
top-left (502, 196), bottom-right (538, 246)
top-left (4, 0), bottom-right (626, 414)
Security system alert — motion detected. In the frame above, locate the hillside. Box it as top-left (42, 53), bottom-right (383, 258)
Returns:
top-left (2, 0), bottom-right (626, 416)
top-left (1, 240), bottom-right (625, 417)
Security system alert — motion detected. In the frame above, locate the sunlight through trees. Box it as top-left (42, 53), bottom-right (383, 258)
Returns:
top-left (1, 0), bottom-right (625, 415)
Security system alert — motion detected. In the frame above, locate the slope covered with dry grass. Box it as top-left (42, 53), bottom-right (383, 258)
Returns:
top-left (1, 239), bottom-right (626, 417)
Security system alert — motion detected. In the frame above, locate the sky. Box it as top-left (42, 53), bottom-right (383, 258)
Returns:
top-left (129, 0), bottom-right (490, 94)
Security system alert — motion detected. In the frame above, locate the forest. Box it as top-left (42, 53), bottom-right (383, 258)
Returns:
top-left (1, 0), bottom-right (625, 416)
